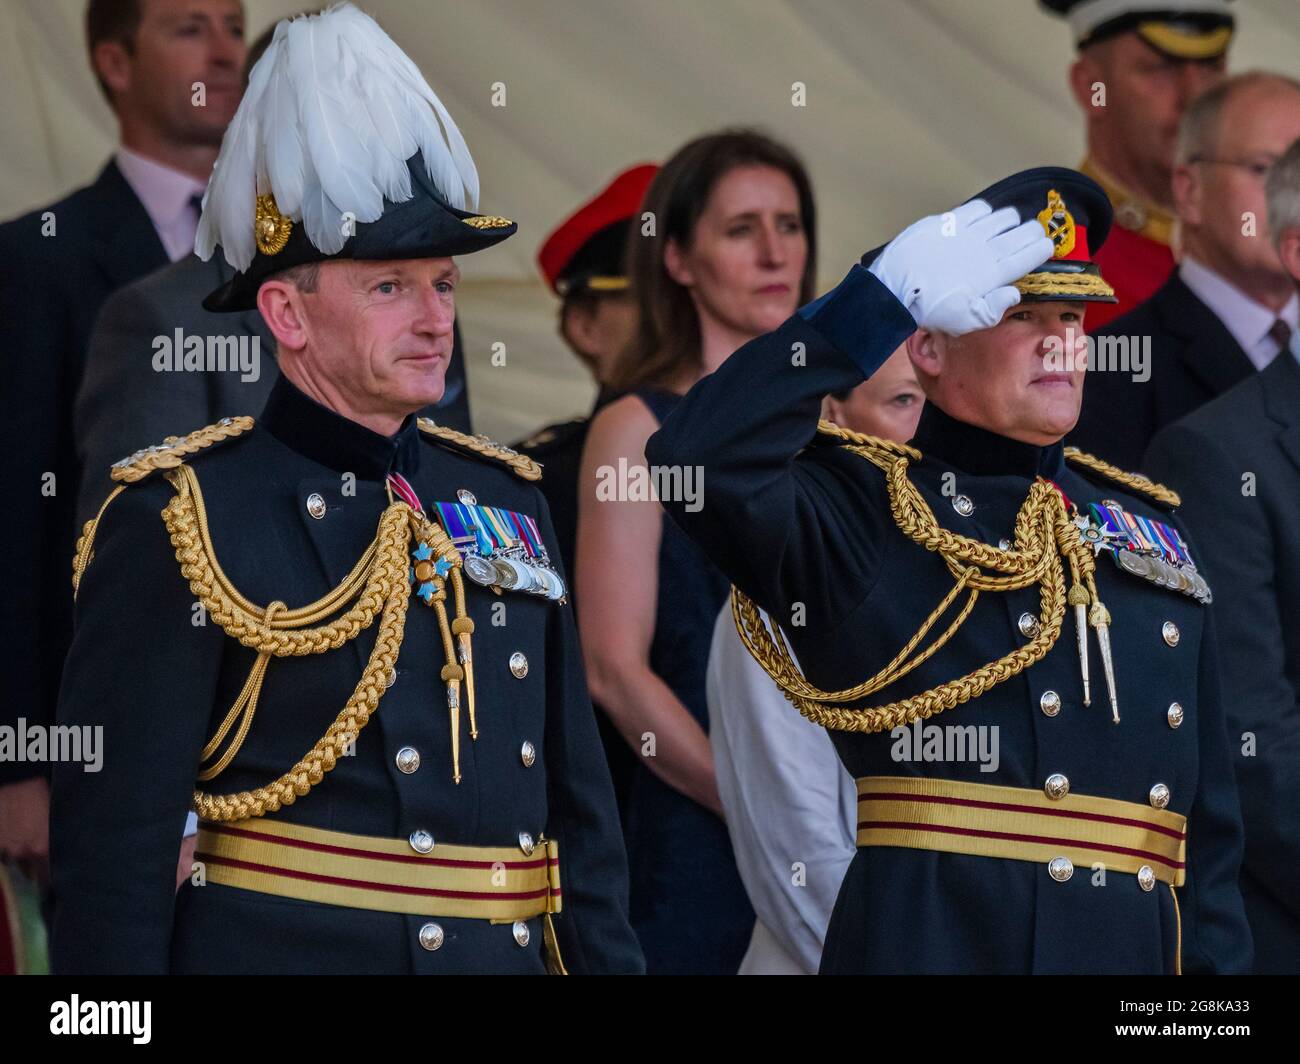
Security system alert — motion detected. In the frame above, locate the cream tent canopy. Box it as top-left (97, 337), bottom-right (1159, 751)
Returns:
top-left (3, 0), bottom-right (1298, 440)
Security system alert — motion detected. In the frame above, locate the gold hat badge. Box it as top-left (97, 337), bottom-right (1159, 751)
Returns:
top-left (1037, 189), bottom-right (1076, 259)
top-left (255, 194), bottom-right (293, 256)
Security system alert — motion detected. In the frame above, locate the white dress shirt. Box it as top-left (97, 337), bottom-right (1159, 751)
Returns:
top-left (706, 606), bottom-right (856, 974)
top-left (115, 146), bottom-right (209, 263)
top-left (1179, 256), bottom-right (1299, 371)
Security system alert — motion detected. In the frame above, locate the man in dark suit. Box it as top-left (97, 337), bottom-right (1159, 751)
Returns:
top-left (1071, 72), bottom-right (1300, 470)
top-left (0, 0), bottom-right (245, 888)
top-left (1144, 137), bottom-right (1300, 973)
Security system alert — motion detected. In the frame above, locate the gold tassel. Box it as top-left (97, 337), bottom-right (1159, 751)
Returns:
top-left (434, 594), bottom-right (465, 782)
top-left (442, 668), bottom-right (463, 783)
top-left (1089, 600), bottom-right (1119, 723)
top-left (410, 511), bottom-right (476, 779)
top-left (1069, 584), bottom-right (1091, 707)
top-left (451, 574), bottom-right (477, 740)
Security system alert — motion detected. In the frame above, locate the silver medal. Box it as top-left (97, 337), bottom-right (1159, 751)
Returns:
top-left (463, 554), bottom-right (498, 587)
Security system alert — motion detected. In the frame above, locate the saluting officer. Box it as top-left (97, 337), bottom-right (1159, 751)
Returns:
top-left (647, 167), bottom-right (1253, 973)
top-left (51, 4), bottom-right (641, 975)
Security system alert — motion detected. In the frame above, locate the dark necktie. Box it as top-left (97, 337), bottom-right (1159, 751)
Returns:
top-left (1268, 318), bottom-right (1292, 360)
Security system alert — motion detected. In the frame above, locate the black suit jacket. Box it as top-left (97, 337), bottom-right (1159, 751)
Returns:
top-left (1070, 272), bottom-right (1255, 472)
top-left (1145, 352), bottom-right (1300, 974)
top-left (0, 161), bottom-right (168, 785)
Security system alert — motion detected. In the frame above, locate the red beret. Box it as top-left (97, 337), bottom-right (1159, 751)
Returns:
top-left (538, 164), bottom-right (659, 295)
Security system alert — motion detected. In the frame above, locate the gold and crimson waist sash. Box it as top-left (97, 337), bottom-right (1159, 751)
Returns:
top-left (855, 776), bottom-right (1186, 886)
top-left (195, 818), bottom-right (562, 920)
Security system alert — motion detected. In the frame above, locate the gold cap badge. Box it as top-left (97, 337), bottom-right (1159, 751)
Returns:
top-left (255, 194), bottom-right (293, 256)
top-left (1037, 189), bottom-right (1076, 259)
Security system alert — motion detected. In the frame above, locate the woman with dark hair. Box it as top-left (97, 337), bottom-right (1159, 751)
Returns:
top-left (576, 129), bottom-right (816, 973)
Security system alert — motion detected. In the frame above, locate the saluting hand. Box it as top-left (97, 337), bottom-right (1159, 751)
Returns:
top-left (868, 199), bottom-right (1053, 336)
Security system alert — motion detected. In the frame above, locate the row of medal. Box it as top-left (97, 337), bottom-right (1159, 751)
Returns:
top-left (433, 500), bottom-right (568, 602)
top-left (1075, 500), bottom-right (1212, 604)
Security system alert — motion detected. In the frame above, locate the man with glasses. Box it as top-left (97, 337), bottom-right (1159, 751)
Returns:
top-left (1072, 72), bottom-right (1300, 470)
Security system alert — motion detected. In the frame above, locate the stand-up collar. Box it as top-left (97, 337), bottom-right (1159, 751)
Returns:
top-left (910, 402), bottom-right (1065, 481)
top-left (259, 374), bottom-right (422, 479)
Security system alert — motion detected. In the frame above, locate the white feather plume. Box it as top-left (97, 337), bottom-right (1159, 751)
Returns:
top-left (195, 2), bottom-right (481, 269)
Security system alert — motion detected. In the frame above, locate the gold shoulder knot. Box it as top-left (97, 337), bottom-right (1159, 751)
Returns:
top-left (1064, 446), bottom-right (1180, 508)
top-left (109, 416), bottom-right (255, 484)
top-left (813, 418), bottom-right (920, 460)
top-left (417, 419), bottom-right (542, 481)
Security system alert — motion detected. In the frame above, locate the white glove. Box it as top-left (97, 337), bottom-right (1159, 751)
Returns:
top-left (868, 199), bottom-right (1054, 336)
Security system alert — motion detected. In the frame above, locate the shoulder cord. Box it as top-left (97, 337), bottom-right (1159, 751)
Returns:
top-left (417, 418), bottom-right (543, 481)
top-left (72, 485), bottom-right (127, 597)
top-left (160, 463), bottom-right (471, 819)
top-left (1064, 445), bottom-right (1181, 507)
top-left (732, 432), bottom-right (1111, 733)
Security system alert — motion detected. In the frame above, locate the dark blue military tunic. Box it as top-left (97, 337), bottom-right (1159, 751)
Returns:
top-left (51, 376), bottom-right (643, 974)
top-left (621, 387), bottom-right (754, 975)
top-left (646, 264), bottom-right (1254, 974)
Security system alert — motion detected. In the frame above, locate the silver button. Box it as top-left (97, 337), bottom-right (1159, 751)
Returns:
top-left (1040, 690), bottom-right (1061, 717)
top-left (952, 494), bottom-right (974, 517)
top-left (512, 920), bottom-right (530, 947)
top-left (1044, 773), bottom-right (1070, 800)
top-left (998, 538), bottom-right (1012, 550)
top-left (418, 922), bottom-right (444, 950)
top-left (1162, 621), bottom-right (1180, 647)
top-left (1048, 856), bottom-right (1074, 882)
top-left (1167, 702), bottom-right (1184, 729)
top-left (306, 493), bottom-right (327, 519)
top-left (1018, 612), bottom-right (1041, 639)
top-left (395, 746), bottom-right (421, 774)
top-left (409, 829), bottom-right (434, 854)
top-left (1149, 783), bottom-right (1170, 810)
top-left (509, 652), bottom-right (528, 679)
top-left (1137, 865), bottom-right (1156, 892)
top-left (457, 488), bottom-right (478, 506)
top-left (518, 831), bottom-right (535, 856)
top-left (520, 740), bottom-right (536, 768)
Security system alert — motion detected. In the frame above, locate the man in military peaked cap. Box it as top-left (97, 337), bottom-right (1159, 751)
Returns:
top-left (647, 166), bottom-right (1253, 973)
top-left (51, 3), bottom-right (641, 975)
top-left (1041, 0), bottom-right (1233, 329)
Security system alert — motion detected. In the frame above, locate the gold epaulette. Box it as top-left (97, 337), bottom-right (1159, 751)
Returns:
top-left (417, 418), bottom-right (542, 481)
top-left (109, 416), bottom-right (255, 483)
top-left (74, 417), bottom-right (255, 596)
top-left (1064, 446), bottom-right (1180, 509)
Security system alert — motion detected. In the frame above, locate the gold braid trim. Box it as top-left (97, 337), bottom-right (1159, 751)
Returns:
top-left (1064, 446), bottom-right (1181, 508)
top-left (1014, 271), bottom-right (1115, 299)
top-left (733, 434), bottom-right (1104, 733)
top-left (72, 485), bottom-right (126, 598)
top-left (110, 416), bottom-right (254, 483)
top-left (161, 462), bottom-right (416, 821)
top-left (417, 418), bottom-right (543, 481)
